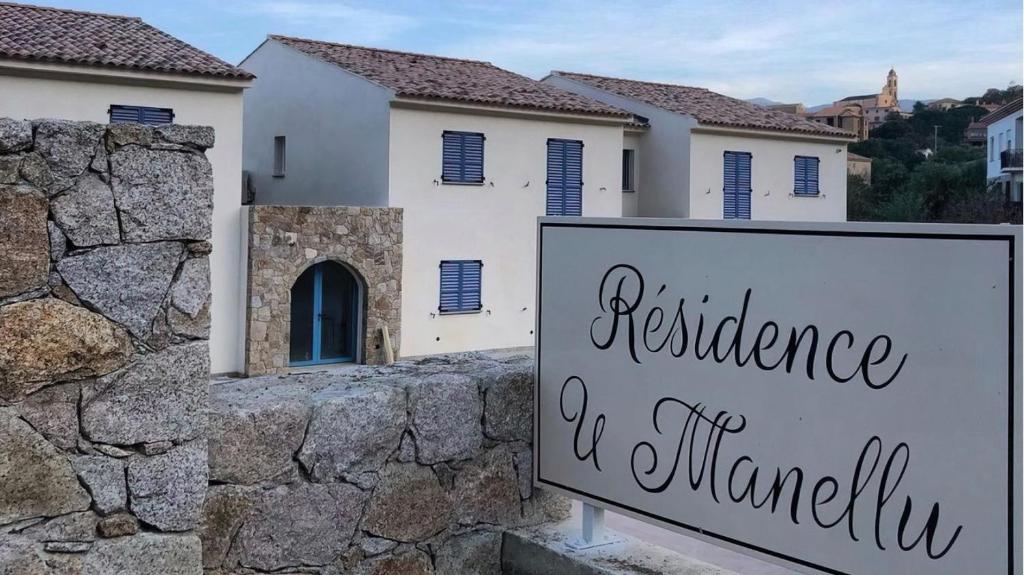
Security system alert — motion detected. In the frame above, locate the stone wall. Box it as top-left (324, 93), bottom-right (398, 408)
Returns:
top-left (245, 205), bottom-right (403, 375)
top-left (202, 352), bottom-right (569, 575)
top-left (0, 118), bottom-right (214, 574)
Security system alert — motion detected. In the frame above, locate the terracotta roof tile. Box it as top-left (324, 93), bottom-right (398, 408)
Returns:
top-left (0, 2), bottom-right (253, 80)
top-left (553, 71), bottom-right (856, 138)
top-left (979, 98), bottom-right (1023, 126)
top-left (271, 35), bottom-right (629, 118)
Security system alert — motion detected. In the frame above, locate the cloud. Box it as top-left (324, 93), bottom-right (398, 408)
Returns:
top-left (248, 1), bottom-right (417, 42)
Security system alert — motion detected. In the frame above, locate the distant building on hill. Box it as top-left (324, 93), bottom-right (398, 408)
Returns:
top-left (847, 152), bottom-right (872, 182)
top-left (927, 98), bottom-right (962, 111)
top-left (767, 103), bottom-right (806, 114)
top-left (964, 121), bottom-right (988, 146)
top-left (806, 69), bottom-right (902, 140)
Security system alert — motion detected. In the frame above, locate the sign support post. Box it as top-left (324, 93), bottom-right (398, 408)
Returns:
top-left (567, 503), bottom-right (622, 550)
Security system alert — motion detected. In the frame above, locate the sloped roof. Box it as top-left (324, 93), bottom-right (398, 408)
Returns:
top-left (270, 35), bottom-right (629, 118)
top-left (839, 94), bottom-right (877, 102)
top-left (847, 152), bottom-right (871, 161)
top-left (551, 71), bottom-right (854, 138)
top-left (978, 98), bottom-right (1023, 126)
top-left (0, 2), bottom-right (252, 80)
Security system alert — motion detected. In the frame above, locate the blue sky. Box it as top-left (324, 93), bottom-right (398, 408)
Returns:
top-left (49, 0), bottom-right (1023, 105)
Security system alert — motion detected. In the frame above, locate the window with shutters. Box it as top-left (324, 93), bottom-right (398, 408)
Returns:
top-left (622, 149), bottom-right (636, 192)
top-left (547, 139), bottom-right (584, 216)
top-left (722, 151), bottom-right (751, 219)
top-left (438, 260), bottom-right (482, 314)
top-left (793, 156), bottom-right (820, 196)
top-left (441, 131), bottom-right (485, 184)
top-left (108, 105), bottom-right (174, 125)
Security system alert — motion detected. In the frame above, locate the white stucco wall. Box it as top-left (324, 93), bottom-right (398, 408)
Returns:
top-left (544, 74), bottom-right (696, 218)
top-left (986, 110), bottom-right (1023, 180)
top-left (388, 106), bottom-right (623, 356)
top-left (241, 40), bottom-right (392, 206)
top-left (688, 130), bottom-right (848, 221)
top-left (0, 72), bottom-right (248, 374)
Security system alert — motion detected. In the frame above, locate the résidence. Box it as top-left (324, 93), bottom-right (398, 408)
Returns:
top-left (589, 264), bottom-right (908, 390)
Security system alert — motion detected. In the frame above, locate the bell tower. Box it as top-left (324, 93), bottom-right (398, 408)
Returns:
top-left (884, 68), bottom-right (898, 103)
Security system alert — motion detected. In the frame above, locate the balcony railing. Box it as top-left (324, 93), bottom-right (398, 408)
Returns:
top-left (1001, 148), bottom-right (1023, 171)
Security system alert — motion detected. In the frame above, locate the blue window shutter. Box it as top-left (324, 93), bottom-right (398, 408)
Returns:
top-left (547, 139), bottom-right (583, 216)
top-left (439, 260), bottom-right (482, 313)
top-left (109, 105), bottom-right (174, 125)
top-left (794, 156), bottom-right (820, 196)
top-left (723, 151), bottom-right (751, 219)
top-left (441, 131), bottom-right (485, 183)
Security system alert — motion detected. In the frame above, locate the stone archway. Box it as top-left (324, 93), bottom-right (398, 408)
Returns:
top-left (244, 206), bottom-right (402, 376)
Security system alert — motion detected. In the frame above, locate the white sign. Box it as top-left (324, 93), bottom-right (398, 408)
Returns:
top-left (535, 218), bottom-right (1021, 575)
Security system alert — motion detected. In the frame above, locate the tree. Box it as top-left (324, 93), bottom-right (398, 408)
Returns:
top-left (913, 100), bottom-right (927, 113)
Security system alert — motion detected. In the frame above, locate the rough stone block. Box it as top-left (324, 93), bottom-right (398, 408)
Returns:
top-left (126, 440), bottom-right (207, 532)
top-left (33, 120), bottom-right (106, 192)
top-left (50, 172), bottom-right (120, 247)
top-left (16, 383), bottom-right (79, 450)
top-left (48, 221), bottom-right (67, 261)
top-left (57, 241), bottom-right (183, 338)
top-left (0, 298), bottom-right (133, 403)
top-left (20, 511), bottom-right (98, 543)
top-left (354, 549), bottom-right (434, 575)
top-left (81, 341), bottom-right (208, 445)
top-left (155, 125), bottom-right (215, 149)
top-left (0, 408), bottom-right (91, 525)
top-left (298, 384), bottom-right (405, 480)
top-left (483, 367), bottom-right (533, 442)
top-left (0, 118), bottom-right (32, 153)
top-left (97, 512), bottom-right (139, 538)
top-left (81, 533), bottom-right (203, 575)
top-left (435, 530), bottom-right (502, 575)
top-left (109, 147), bottom-right (212, 242)
top-left (452, 445), bottom-right (521, 526)
top-left (408, 373), bottom-right (482, 464)
top-left (0, 537), bottom-right (47, 574)
top-left (73, 455), bottom-right (126, 515)
top-left (170, 257), bottom-right (210, 317)
top-left (208, 383), bottom-right (310, 485)
top-left (0, 185), bottom-right (49, 299)
top-left (232, 483), bottom-right (366, 571)
top-left (362, 462), bottom-right (452, 542)
top-left (198, 484), bottom-right (259, 569)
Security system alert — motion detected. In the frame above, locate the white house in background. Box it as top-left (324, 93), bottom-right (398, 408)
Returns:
top-left (982, 98), bottom-right (1023, 203)
top-left (544, 72), bottom-right (857, 221)
top-left (241, 36), bottom-right (630, 359)
top-left (0, 3), bottom-right (253, 375)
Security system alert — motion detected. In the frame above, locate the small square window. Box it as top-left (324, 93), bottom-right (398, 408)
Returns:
top-left (273, 136), bottom-right (286, 177)
top-left (622, 149), bottom-right (636, 192)
top-left (439, 260), bottom-right (482, 313)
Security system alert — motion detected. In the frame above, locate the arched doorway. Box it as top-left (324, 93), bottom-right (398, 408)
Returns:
top-left (289, 261), bottom-right (361, 366)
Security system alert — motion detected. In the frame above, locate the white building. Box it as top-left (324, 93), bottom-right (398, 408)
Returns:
top-left (240, 36), bottom-right (630, 363)
top-left (982, 98), bottom-right (1023, 203)
top-left (0, 3), bottom-right (252, 375)
top-left (544, 72), bottom-right (857, 221)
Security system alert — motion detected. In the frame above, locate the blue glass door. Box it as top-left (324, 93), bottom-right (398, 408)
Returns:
top-left (289, 262), bottom-right (358, 366)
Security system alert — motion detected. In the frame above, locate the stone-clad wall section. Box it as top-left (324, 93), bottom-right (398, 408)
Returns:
top-left (202, 353), bottom-right (569, 575)
top-left (245, 205), bottom-right (402, 375)
top-left (0, 118), bottom-right (214, 574)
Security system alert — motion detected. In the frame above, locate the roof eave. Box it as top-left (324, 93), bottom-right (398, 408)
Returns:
top-left (691, 122), bottom-right (857, 143)
top-left (0, 58), bottom-right (253, 90)
top-left (390, 96), bottom-right (632, 125)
